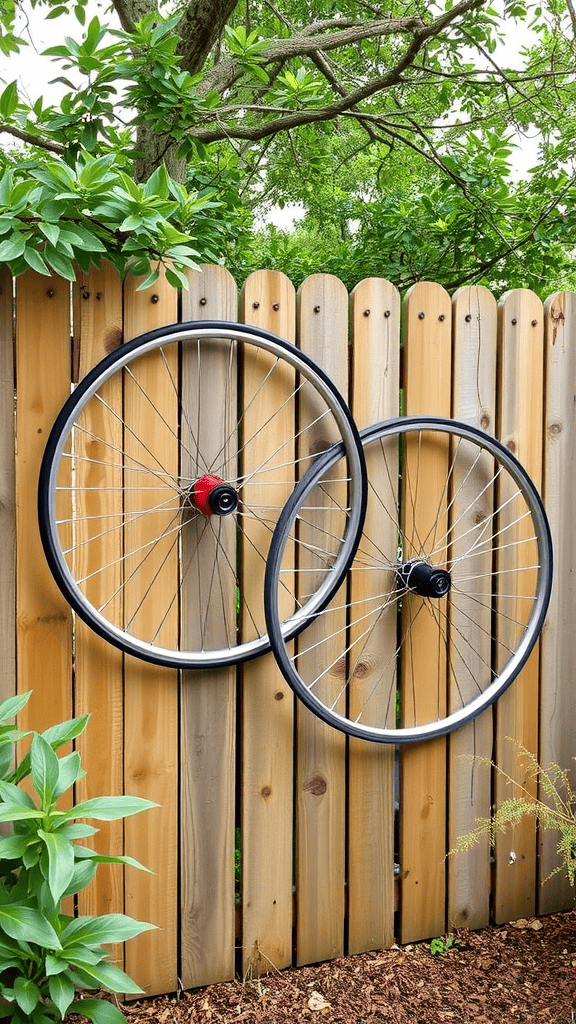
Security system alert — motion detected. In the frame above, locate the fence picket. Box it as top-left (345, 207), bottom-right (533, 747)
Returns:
top-left (347, 278), bottom-right (400, 954)
top-left (72, 266), bottom-right (125, 961)
top-left (539, 292), bottom-right (576, 913)
top-left (240, 270), bottom-right (296, 977)
top-left (123, 271), bottom-right (179, 995)
top-left (0, 268), bottom-right (14, 704)
top-left (15, 272), bottom-right (73, 731)
top-left (399, 281), bottom-right (452, 944)
top-left (179, 266), bottom-right (239, 987)
top-left (294, 274), bottom-right (348, 965)
top-left (493, 289), bottom-right (544, 924)
top-left (447, 286), bottom-right (498, 930)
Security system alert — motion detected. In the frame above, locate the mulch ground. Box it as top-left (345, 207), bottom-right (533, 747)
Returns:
top-left (110, 911), bottom-right (576, 1024)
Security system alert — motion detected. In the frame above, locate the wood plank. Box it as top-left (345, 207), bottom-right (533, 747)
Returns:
top-left (493, 289), bottom-right (544, 924)
top-left (347, 277), bottom-right (400, 955)
top-left (294, 274), bottom-right (348, 966)
top-left (240, 270), bottom-right (295, 978)
top-left (179, 266), bottom-right (238, 987)
top-left (447, 286), bottom-right (497, 931)
top-left (123, 271), bottom-right (179, 996)
top-left (71, 266), bottom-right (125, 954)
top-left (15, 272), bottom-right (72, 733)
top-left (538, 292), bottom-right (576, 913)
top-left (0, 268), bottom-right (15, 703)
top-left (399, 282), bottom-right (451, 944)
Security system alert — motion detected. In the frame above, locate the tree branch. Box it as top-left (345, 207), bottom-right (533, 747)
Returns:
top-left (0, 124), bottom-right (65, 155)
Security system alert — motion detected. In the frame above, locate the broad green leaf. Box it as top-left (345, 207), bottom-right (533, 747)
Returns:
top-left (0, 692), bottom-right (31, 724)
top-left (45, 953), bottom-right (67, 976)
top-left (65, 957), bottom-right (144, 994)
top-left (69, 999), bottom-right (127, 1024)
top-left (61, 858), bottom-right (97, 897)
top-left (0, 232), bottom-right (25, 261)
top-left (48, 973), bottom-right (75, 1019)
top-left (13, 977), bottom-right (40, 1015)
top-left (42, 714), bottom-right (90, 748)
top-left (0, 780), bottom-right (35, 807)
top-left (0, 81), bottom-right (18, 119)
top-left (62, 913), bottom-right (156, 946)
top-left (0, 905), bottom-right (61, 949)
top-left (0, 741), bottom-right (13, 779)
top-left (23, 247), bottom-right (50, 276)
top-left (38, 829), bottom-right (76, 903)
top-left (54, 751), bottom-right (83, 798)
top-left (0, 805), bottom-right (43, 823)
top-left (68, 795), bottom-right (158, 820)
top-left (30, 734), bottom-right (59, 808)
top-left (0, 834), bottom-right (33, 859)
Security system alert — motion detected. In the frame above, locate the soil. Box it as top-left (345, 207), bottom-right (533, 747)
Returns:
top-left (111, 911), bottom-right (576, 1024)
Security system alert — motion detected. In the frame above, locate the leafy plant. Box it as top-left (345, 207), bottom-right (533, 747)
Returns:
top-left (429, 935), bottom-right (461, 956)
top-left (0, 690), bottom-right (157, 1024)
top-left (451, 743), bottom-right (576, 891)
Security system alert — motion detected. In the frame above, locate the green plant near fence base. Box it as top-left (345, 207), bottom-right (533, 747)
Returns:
top-left (0, 691), bottom-right (157, 1024)
top-left (451, 742), bottom-right (576, 893)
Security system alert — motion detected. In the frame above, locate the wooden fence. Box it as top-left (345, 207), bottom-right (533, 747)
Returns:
top-left (0, 263), bottom-right (575, 997)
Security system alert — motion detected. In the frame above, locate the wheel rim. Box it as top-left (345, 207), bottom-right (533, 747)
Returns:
top-left (265, 417), bottom-right (553, 743)
top-left (38, 321), bottom-right (366, 668)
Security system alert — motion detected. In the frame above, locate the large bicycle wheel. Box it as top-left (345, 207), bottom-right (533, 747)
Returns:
top-left (38, 321), bottom-right (366, 668)
top-left (265, 417), bottom-right (552, 743)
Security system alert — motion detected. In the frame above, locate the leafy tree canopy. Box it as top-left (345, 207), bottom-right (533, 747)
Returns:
top-left (0, 0), bottom-right (575, 292)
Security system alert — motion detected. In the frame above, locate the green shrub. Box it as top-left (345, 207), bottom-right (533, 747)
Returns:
top-left (0, 691), bottom-right (157, 1024)
top-left (451, 742), bottom-right (576, 892)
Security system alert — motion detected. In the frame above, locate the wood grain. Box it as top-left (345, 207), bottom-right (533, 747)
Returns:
top-left (179, 266), bottom-right (238, 986)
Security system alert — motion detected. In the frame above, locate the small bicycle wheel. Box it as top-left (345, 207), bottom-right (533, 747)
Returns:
top-left (38, 321), bottom-right (366, 668)
top-left (264, 417), bottom-right (553, 743)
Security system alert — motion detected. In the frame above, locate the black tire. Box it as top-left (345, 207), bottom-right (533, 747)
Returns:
top-left (38, 321), bottom-right (366, 668)
top-left (265, 416), bottom-right (553, 742)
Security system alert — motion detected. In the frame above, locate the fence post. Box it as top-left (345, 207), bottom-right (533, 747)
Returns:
top-left (539, 292), bottom-right (576, 913)
top-left (493, 289), bottom-right (544, 924)
top-left (122, 270), bottom-right (179, 996)
top-left (347, 277), bottom-right (400, 955)
top-left (447, 285), bottom-right (497, 931)
top-left (0, 267), bottom-right (15, 704)
top-left (399, 281), bottom-right (452, 944)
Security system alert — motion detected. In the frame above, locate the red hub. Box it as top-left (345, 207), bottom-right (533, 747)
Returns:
top-left (190, 474), bottom-right (239, 517)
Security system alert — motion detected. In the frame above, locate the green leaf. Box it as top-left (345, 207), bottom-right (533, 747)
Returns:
top-left (61, 858), bottom-right (97, 897)
top-left (65, 957), bottom-right (144, 995)
top-left (54, 751), bottom-right (84, 798)
top-left (0, 80), bottom-right (18, 119)
top-left (0, 833), bottom-right (33, 859)
top-left (23, 247), bottom-right (51, 276)
top-left (43, 244), bottom-right (76, 281)
top-left (0, 233), bottom-right (25, 261)
top-left (69, 999), bottom-right (127, 1024)
top-left (0, 692), bottom-right (30, 725)
top-left (62, 913), bottom-right (156, 946)
top-left (13, 977), bottom-right (40, 1015)
top-left (45, 953), bottom-right (67, 976)
top-left (38, 829), bottom-right (76, 903)
top-left (48, 973), bottom-right (75, 1020)
top-left (30, 734), bottom-right (60, 808)
top-left (68, 795), bottom-right (158, 820)
top-left (0, 905), bottom-right (61, 949)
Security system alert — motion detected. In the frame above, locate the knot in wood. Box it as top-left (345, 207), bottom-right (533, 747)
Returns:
top-left (304, 776), bottom-right (327, 797)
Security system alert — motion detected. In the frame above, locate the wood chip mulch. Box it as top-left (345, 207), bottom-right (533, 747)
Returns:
top-left (114, 911), bottom-right (576, 1024)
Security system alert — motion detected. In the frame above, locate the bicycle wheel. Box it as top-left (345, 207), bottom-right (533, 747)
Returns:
top-left (38, 320), bottom-right (366, 668)
top-left (265, 416), bottom-right (553, 743)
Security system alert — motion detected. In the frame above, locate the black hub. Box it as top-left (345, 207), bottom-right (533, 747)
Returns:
top-left (397, 559), bottom-right (451, 598)
top-left (208, 483), bottom-right (239, 516)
